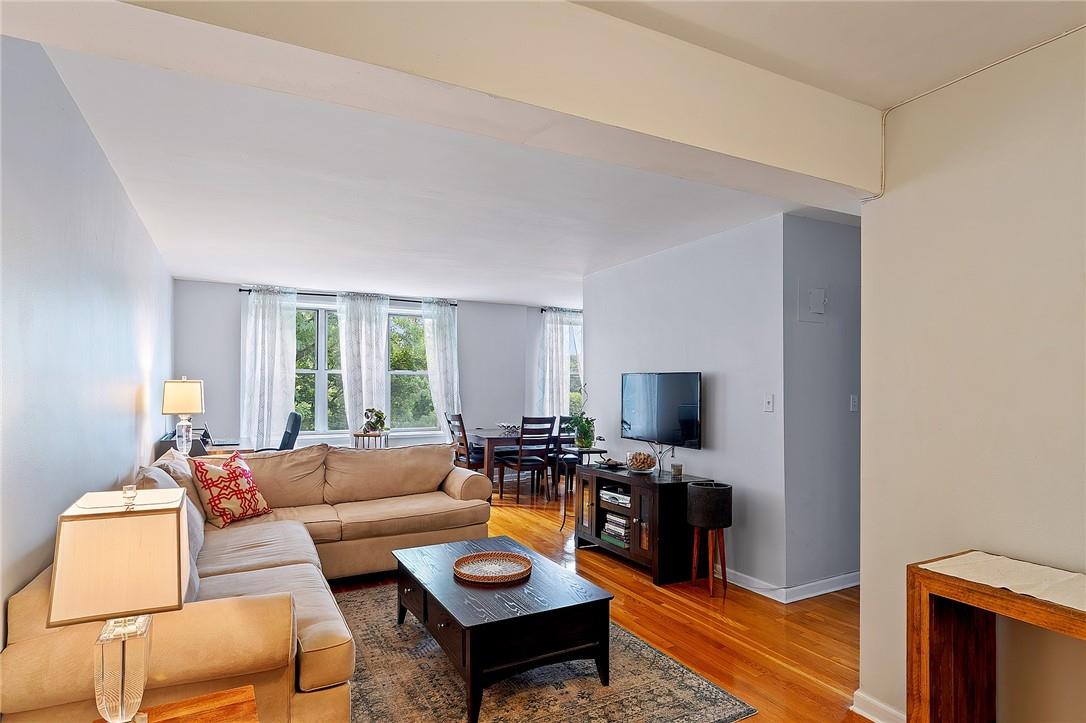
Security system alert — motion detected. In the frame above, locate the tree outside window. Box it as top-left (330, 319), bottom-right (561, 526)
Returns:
top-left (295, 308), bottom-right (347, 433)
top-left (388, 314), bottom-right (437, 429)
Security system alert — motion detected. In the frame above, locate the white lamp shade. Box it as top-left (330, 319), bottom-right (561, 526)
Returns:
top-left (161, 378), bottom-right (204, 415)
top-left (48, 488), bottom-right (188, 627)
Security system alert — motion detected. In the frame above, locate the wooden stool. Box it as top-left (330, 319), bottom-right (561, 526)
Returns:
top-left (687, 482), bottom-right (733, 598)
top-left (691, 527), bottom-right (729, 597)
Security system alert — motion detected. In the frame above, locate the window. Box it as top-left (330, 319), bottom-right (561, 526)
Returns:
top-left (388, 313), bottom-right (436, 430)
top-left (569, 324), bottom-right (584, 415)
top-left (295, 308), bottom-right (347, 433)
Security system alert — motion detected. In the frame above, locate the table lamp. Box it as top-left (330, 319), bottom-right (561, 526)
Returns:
top-left (161, 377), bottom-right (204, 454)
top-left (48, 487), bottom-right (188, 723)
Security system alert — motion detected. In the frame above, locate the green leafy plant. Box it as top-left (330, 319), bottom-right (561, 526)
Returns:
top-left (570, 412), bottom-right (597, 448)
top-left (362, 407), bottom-right (388, 433)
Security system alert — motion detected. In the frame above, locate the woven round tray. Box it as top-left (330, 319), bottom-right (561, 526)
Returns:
top-left (453, 551), bottom-right (532, 584)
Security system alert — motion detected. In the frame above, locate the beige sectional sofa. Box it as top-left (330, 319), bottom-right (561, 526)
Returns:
top-left (0, 443), bottom-right (492, 722)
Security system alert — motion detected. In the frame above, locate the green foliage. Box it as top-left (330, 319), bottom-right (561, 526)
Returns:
top-left (389, 315), bottom-right (427, 371)
top-left (570, 411), bottom-right (596, 447)
top-left (296, 310), bottom-right (317, 369)
top-left (391, 374), bottom-right (436, 428)
top-left (326, 312), bottom-right (341, 370)
top-left (295, 373), bottom-right (315, 431)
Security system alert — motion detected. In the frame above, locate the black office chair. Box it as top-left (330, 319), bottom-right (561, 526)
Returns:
top-left (257, 411), bottom-right (302, 452)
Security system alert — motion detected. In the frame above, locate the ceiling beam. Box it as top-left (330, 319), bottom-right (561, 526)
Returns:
top-left (4, 0), bottom-right (881, 207)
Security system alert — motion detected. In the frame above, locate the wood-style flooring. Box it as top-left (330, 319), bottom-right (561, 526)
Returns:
top-left (333, 492), bottom-right (863, 722)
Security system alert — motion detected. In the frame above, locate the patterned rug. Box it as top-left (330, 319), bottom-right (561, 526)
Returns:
top-left (335, 584), bottom-right (757, 722)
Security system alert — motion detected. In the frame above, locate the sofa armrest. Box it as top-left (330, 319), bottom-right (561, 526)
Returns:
top-left (441, 466), bottom-right (493, 502)
top-left (1, 593), bottom-right (295, 715)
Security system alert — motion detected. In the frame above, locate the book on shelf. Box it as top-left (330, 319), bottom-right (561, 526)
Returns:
top-left (600, 532), bottom-right (630, 549)
top-left (603, 523), bottom-right (630, 539)
top-left (605, 512), bottom-right (628, 526)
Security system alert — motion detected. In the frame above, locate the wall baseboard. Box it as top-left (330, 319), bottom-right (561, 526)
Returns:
top-left (723, 567), bottom-right (859, 603)
top-left (850, 690), bottom-right (905, 723)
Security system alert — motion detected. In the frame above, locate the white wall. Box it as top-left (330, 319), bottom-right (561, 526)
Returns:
top-left (172, 281), bottom-right (542, 442)
top-left (857, 31), bottom-right (1086, 723)
top-left (457, 300), bottom-right (534, 428)
top-left (783, 215), bottom-right (860, 587)
top-left (584, 216), bottom-right (789, 587)
top-left (173, 279), bottom-right (243, 439)
top-left (1, 37), bottom-right (173, 640)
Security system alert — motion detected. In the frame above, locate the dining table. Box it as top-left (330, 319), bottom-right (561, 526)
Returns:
top-left (465, 427), bottom-right (595, 479)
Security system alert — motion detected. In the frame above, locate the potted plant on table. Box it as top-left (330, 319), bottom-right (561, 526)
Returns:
top-left (570, 411), bottom-right (597, 449)
top-left (362, 408), bottom-right (388, 433)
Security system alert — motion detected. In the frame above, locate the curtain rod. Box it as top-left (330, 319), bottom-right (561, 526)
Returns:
top-left (237, 287), bottom-right (457, 306)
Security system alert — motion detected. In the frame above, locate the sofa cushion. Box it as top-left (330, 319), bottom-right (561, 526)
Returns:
top-left (226, 503), bottom-right (342, 543)
top-left (197, 563), bottom-right (354, 692)
top-left (197, 519), bottom-right (321, 577)
top-left (323, 444), bottom-right (455, 503)
top-left (134, 465), bottom-right (203, 601)
top-left (190, 452), bottom-right (272, 528)
top-left (153, 448), bottom-right (205, 520)
top-left (334, 492), bottom-right (490, 541)
top-left (241, 444), bottom-right (328, 508)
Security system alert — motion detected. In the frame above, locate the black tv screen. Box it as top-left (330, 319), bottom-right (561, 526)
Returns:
top-left (621, 372), bottom-right (701, 449)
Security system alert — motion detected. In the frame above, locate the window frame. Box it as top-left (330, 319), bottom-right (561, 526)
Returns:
top-left (296, 305), bottom-right (346, 434)
top-left (387, 308), bottom-right (438, 432)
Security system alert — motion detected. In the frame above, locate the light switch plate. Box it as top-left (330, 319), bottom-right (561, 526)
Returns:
top-left (763, 394), bottom-right (775, 413)
top-left (849, 394), bottom-right (859, 412)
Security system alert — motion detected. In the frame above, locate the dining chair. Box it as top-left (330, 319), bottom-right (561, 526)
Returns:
top-left (551, 415), bottom-right (580, 501)
top-left (447, 413), bottom-right (485, 472)
top-left (496, 416), bottom-right (556, 503)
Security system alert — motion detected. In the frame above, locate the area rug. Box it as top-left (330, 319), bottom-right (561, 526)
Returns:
top-left (335, 584), bottom-right (757, 722)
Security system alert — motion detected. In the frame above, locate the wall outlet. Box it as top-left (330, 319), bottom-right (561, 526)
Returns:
top-left (763, 394), bottom-right (775, 413)
top-left (849, 394), bottom-right (859, 412)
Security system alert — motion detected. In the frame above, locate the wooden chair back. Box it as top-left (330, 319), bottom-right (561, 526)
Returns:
top-left (517, 416), bottom-right (556, 462)
top-left (447, 413), bottom-right (472, 462)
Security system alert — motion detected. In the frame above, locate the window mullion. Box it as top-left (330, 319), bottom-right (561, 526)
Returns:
top-left (315, 310), bottom-right (328, 432)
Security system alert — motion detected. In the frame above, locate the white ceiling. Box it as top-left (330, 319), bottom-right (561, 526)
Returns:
top-left (47, 46), bottom-right (798, 308)
top-left (580, 1), bottom-right (1086, 109)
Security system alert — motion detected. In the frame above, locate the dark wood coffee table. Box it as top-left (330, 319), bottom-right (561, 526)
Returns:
top-left (392, 536), bottom-right (613, 722)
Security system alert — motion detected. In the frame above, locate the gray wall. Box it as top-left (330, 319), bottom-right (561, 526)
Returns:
top-left (1, 37), bottom-right (174, 640)
top-left (172, 280), bottom-right (542, 442)
top-left (584, 216), bottom-right (789, 587)
top-left (782, 215), bottom-right (861, 587)
top-left (173, 279), bottom-right (243, 440)
top-left (584, 213), bottom-right (861, 597)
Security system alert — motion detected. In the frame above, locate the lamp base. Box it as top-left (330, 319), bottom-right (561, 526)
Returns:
top-left (95, 616), bottom-right (152, 723)
top-left (175, 415), bottom-right (193, 455)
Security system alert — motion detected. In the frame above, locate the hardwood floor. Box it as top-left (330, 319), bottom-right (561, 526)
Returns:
top-left (335, 492), bottom-right (863, 722)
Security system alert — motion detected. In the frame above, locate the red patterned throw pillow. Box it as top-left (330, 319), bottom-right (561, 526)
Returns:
top-left (189, 452), bottom-right (272, 528)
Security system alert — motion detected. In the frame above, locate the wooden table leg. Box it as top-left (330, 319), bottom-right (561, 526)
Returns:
top-left (907, 568), bottom-right (996, 722)
top-left (483, 438), bottom-right (495, 482)
top-left (717, 529), bottom-right (728, 600)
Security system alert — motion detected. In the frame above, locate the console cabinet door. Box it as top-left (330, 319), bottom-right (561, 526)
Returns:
top-left (578, 472), bottom-right (596, 537)
top-left (631, 485), bottom-right (654, 564)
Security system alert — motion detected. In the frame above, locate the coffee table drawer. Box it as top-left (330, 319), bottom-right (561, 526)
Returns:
top-left (425, 597), bottom-right (464, 667)
top-left (398, 568), bottom-right (425, 621)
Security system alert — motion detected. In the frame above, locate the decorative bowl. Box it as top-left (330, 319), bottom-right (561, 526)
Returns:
top-left (497, 422), bottom-right (521, 435)
top-left (626, 450), bottom-right (657, 474)
top-left (453, 551), bottom-right (532, 584)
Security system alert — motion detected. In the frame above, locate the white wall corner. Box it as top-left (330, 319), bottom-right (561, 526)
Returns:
top-left (850, 689), bottom-right (906, 723)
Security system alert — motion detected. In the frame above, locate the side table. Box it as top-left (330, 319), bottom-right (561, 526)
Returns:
top-left (95, 685), bottom-right (258, 723)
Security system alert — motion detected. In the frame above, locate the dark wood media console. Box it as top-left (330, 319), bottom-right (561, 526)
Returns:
top-left (574, 464), bottom-right (708, 585)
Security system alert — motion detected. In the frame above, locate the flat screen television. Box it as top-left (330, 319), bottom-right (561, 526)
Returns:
top-left (621, 372), bottom-right (702, 449)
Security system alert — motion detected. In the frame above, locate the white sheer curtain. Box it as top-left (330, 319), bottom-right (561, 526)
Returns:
top-left (422, 299), bottom-right (461, 440)
top-left (240, 286), bottom-right (297, 449)
top-left (337, 292), bottom-right (389, 431)
top-left (538, 308), bottom-right (583, 417)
